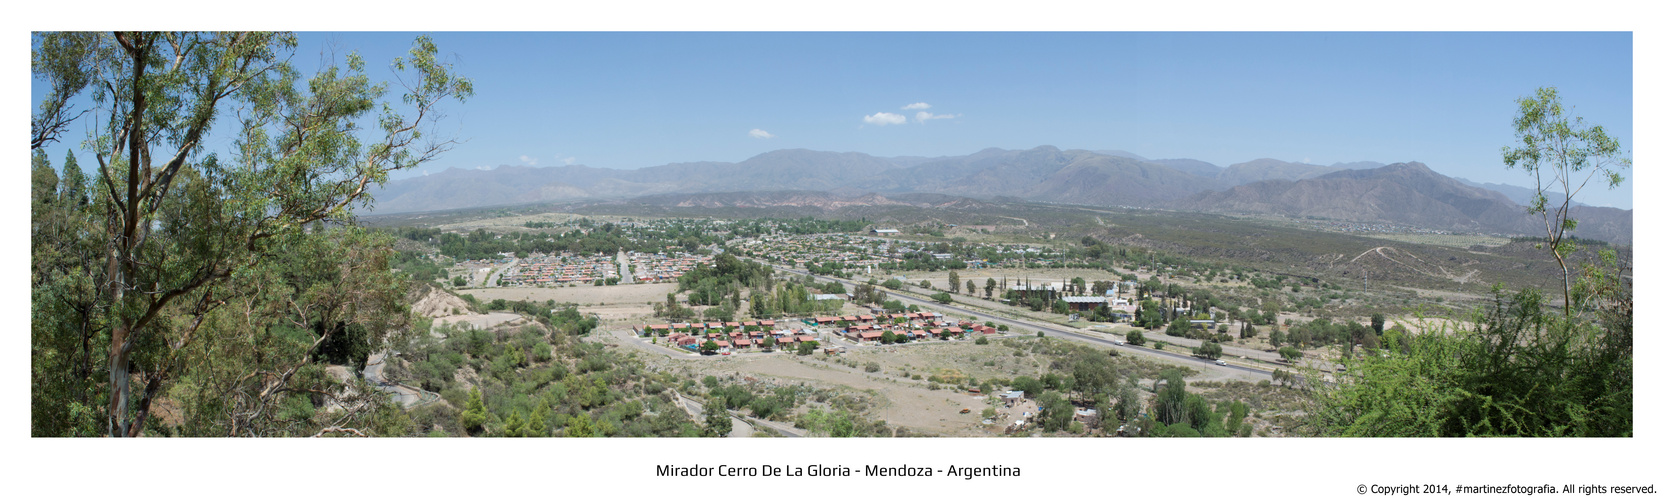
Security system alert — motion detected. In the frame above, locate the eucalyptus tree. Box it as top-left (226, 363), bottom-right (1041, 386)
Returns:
top-left (1501, 86), bottom-right (1629, 314)
top-left (30, 31), bottom-right (471, 436)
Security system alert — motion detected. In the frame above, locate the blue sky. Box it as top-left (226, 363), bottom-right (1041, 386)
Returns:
top-left (33, 32), bottom-right (1635, 208)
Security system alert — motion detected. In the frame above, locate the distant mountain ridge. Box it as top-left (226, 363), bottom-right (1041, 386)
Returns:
top-left (366, 146), bottom-right (1630, 244)
top-left (1216, 158), bottom-right (1341, 187)
top-left (1174, 162), bottom-right (1630, 244)
top-left (1454, 177), bottom-right (1587, 209)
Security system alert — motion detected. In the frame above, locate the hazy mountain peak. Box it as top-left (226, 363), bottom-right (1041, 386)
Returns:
top-left (1218, 158), bottom-right (1341, 186)
top-left (1150, 158), bottom-right (1223, 178)
top-left (1092, 149), bottom-right (1149, 161)
top-left (1330, 160), bottom-right (1386, 170)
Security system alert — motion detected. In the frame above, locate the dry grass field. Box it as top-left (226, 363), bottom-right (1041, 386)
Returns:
top-left (461, 283), bottom-right (674, 322)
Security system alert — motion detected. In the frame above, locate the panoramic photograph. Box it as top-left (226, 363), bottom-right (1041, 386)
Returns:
top-left (30, 30), bottom-right (1632, 438)
top-left (23, 25), bottom-right (1644, 497)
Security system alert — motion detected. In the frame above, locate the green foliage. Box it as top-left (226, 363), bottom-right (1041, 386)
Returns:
top-left (1010, 376), bottom-right (1044, 397)
top-left (1311, 282), bottom-right (1631, 436)
top-left (930, 292), bottom-right (954, 304)
top-left (1193, 341), bottom-right (1223, 360)
top-left (1036, 391), bottom-right (1072, 432)
top-left (795, 408), bottom-right (876, 437)
top-left (563, 412), bottom-right (596, 437)
top-left (461, 389), bottom-right (489, 436)
top-left (1166, 315), bottom-right (1193, 337)
top-left (1501, 86), bottom-right (1630, 312)
top-left (702, 396), bottom-right (732, 437)
top-left (502, 410), bottom-right (526, 437)
top-left (1278, 346), bottom-right (1304, 363)
top-left (1126, 330), bottom-right (1146, 346)
top-left (1154, 372), bottom-right (1189, 426)
top-left (679, 253), bottom-right (773, 306)
top-left (30, 32), bottom-right (472, 437)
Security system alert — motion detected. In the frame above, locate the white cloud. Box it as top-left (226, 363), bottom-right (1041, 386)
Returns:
top-left (562, 157), bottom-right (576, 165)
top-left (475, 165), bottom-right (492, 171)
top-left (902, 102), bottom-right (931, 110)
top-left (749, 128), bottom-right (776, 139)
top-left (915, 111), bottom-right (959, 122)
top-left (519, 155), bottom-right (538, 166)
top-left (863, 112), bottom-right (908, 126)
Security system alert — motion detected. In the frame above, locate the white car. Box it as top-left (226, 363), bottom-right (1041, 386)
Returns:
top-left (1214, 359), bottom-right (1228, 366)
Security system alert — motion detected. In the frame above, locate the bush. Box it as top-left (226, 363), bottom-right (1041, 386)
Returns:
top-left (864, 362), bottom-right (880, 373)
top-left (975, 337), bottom-right (989, 345)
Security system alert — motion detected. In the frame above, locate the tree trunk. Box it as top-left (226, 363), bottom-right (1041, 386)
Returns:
top-left (107, 32), bottom-right (148, 437)
top-left (1554, 249), bottom-right (1571, 316)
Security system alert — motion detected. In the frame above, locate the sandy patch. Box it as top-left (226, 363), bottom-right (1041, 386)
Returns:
top-left (435, 312), bottom-right (527, 331)
top-left (412, 287), bottom-right (473, 318)
top-left (673, 352), bottom-right (989, 436)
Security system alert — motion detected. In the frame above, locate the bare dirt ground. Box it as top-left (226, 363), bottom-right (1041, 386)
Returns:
top-left (668, 350), bottom-right (991, 436)
top-left (463, 283), bottom-right (673, 323)
top-left (412, 287), bottom-right (473, 318)
top-left (435, 312), bottom-right (528, 331)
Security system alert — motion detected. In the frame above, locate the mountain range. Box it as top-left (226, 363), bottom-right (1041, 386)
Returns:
top-left (366, 146), bottom-right (1630, 244)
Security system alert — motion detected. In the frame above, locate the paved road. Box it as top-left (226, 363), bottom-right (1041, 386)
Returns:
top-left (483, 258), bottom-right (518, 288)
top-left (363, 351), bottom-right (440, 408)
top-left (768, 263), bottom-right (1279, 381)
top-left (675, 391), bottom-right (804, 437)
top-left (617, 249), bottom-right (634, 284)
